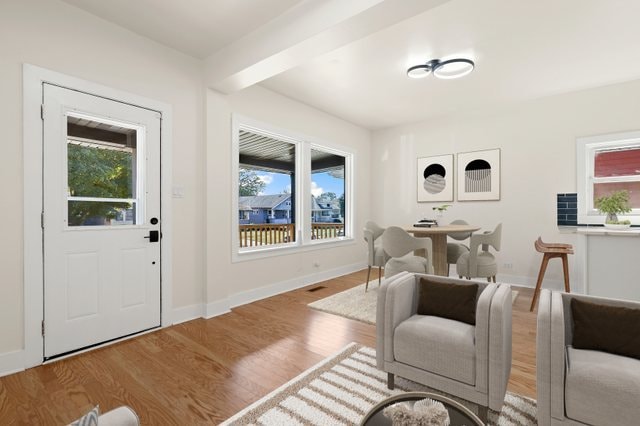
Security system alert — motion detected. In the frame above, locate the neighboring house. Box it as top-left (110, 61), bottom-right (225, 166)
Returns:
top-left (238, 194), bottom-right (343, 224)
top-left (312, 197), bottom-right (343, 223)
top-left (238, 194), bottom-right (291, 224)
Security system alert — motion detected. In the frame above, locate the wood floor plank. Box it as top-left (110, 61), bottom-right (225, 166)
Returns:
top-left (0, 269), bottom-right (537, 424)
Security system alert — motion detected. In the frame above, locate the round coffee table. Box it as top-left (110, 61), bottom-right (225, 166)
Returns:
top-left (360, 392), bottom-right (484, 426)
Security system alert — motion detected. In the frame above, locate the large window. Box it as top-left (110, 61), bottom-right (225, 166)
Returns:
top-left (577, 132), bottom-right (640, 225)
top-left (232, 116), bottom-right (353, 258)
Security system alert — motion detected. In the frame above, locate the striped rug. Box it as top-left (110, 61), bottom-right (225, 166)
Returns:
top-left (222, 343), bottom-right (536, 426)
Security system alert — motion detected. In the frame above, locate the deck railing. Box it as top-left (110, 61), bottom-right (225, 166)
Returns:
top-left (238, 223), bottom-right (345, 248)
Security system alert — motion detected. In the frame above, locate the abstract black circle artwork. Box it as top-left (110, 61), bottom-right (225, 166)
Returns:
top-left (417, 155), bottom-right (453, 202)
top-left (457, 149), bottom-right (501, 201)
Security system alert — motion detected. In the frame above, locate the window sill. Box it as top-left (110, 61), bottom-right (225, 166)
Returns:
top-left (232, 237), bottom-right (356, 263)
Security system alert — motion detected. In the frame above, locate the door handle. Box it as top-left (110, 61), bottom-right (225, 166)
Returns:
top-left (144, 230), bottom-right (160, 242)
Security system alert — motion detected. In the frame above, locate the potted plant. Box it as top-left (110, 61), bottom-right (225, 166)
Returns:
top-left (595, 190), bottom-right (632, 228)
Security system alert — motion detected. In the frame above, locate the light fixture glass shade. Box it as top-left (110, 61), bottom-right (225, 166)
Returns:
top-left (407, 64), bottom-right (431, 79)
top-left (433, 59), bottom-right (474, 79)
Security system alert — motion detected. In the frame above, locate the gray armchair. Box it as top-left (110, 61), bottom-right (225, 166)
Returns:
top-left (536, 290), bottom-right (640, 426)
top-left (376, 272), bottom-right (512, 419)
top-left (382, 226), bottom-right (434, 279)
top-left (364, 221), bottom-right (386, 291)
top-left (457, 223), bottom-right (502, 282)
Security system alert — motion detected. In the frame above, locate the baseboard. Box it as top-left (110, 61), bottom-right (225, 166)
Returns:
top-left (227, 261), bottom-right (367, 309)
top-left (172, 303), bottom-right (205, 325)
top-left (449, 265), bottom-right (568, 291)
top-left (204, 299), bottom-right (231, 319)
top-left (0, 349), bottom-right (25, 378)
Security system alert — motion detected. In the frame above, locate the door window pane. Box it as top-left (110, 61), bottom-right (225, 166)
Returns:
top-left (66, 115), bottom-right (140, 227)
top-left (310, 148), bottom-right (346, 240)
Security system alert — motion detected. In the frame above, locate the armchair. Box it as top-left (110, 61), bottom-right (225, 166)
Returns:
top-left (382, 226), bottom-right (434, 279)
top-left (364, 221), bottom-right (386, 291)
top-left (376, 273), bottom-right (512, 419)
top-left (456, 223), bottom-right (502, 282)
top-left (536, 290), bottom-right (640, 426)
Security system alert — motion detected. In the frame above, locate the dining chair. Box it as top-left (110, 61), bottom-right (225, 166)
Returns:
top-left (382, 226), bottom-right (434, 278)
top-left (363, 221), bottom-right (386, 291)
top-left (456, 223), bottom-right (502, 282)
top-left (447, 219), bottom-right (472, 276)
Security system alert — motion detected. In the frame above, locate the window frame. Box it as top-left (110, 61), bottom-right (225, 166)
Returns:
top-left (231, 115), bottom-right (354, 262)
top-left (577, 131), bottom-right (640, 225)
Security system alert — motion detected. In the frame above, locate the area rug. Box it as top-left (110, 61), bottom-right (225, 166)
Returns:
top-left (309, 282), bottom-right (519, 325)
top-left (221, 343), bottom-right (536, 426)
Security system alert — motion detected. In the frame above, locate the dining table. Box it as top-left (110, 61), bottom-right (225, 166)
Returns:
top-left (405, 224), bottom-right (481, 276)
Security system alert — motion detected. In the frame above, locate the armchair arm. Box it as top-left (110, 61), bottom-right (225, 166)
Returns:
top-left (377, 272), bottom-right (406, 368)
top-left (474, 283), bottom-right (498, 394)
top-left (550, 291), bottom-right (566, 420)
top-left (488, 283), bottom-right (512, 411)
top-left (381, 273), bottom-right (417, 364)
top-left (536, 289), bottom-right (552, 426)
top-left (364, 229), bottom-right (375, 266)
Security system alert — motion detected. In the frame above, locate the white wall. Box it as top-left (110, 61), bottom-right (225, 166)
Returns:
top-left (206, 86), bottom-right (371, 308)
top-left (0, 0), bottom-right (205, 355)
top-left (371, 78), bottom-right (640, 290)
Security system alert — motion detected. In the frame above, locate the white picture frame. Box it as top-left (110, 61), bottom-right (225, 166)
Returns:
top-left (417, 154), bottom-right (454, 202)
top-left (457, 149), bottom-right (501, 201)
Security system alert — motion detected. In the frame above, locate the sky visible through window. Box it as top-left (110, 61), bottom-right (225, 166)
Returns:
top-left (257, 171), bottom-right (344, 197)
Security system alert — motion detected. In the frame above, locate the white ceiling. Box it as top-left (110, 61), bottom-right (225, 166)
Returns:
top-left (61, 0), bottom-right (302, 58)
top-left (62, 0), bottom-right (640, 130)
top-left (261, 0), bottom-right (640, 129)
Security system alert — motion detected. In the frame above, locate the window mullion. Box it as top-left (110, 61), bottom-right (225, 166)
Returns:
top-left (299, 141), bottom-right (311, 244)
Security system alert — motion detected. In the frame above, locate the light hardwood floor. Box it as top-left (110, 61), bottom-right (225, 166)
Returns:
top-left (0, 270), bottom-right (537, 424)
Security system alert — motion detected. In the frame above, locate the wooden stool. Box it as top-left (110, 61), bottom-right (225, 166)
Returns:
top-left (530, 237), bottom-right (574, 311)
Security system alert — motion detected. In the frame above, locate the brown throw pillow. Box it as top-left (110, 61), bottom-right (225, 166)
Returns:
top-left (571, 298), bottom-right (640, 360)
top-left (417, 277), bottom-right (478, 325)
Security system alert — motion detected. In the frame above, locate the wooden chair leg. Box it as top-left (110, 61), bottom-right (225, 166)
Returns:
top-left (378, 266), bottom-right (382, 285)
top-left (365, 266), bottom-right (372, 292)
top-left (492, 276), bottom-right (496, 283)
top-left (487, 277), bottom-right (491, 282)
top-left (387, 373), bottom-right (395, 390)
top-left (561, 254), bottom-right (571, 293)
top-left (530, 254), bottom-right (550, 312)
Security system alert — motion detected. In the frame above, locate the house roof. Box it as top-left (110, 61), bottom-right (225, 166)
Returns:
top-left (239, 194), bottom-right (290, 209)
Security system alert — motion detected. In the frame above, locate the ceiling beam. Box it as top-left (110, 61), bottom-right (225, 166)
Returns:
top-left (205, 0), bottom-right (450, 94)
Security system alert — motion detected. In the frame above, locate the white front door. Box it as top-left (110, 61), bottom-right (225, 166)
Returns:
top-left (43, 84), bottom-right (161, 359)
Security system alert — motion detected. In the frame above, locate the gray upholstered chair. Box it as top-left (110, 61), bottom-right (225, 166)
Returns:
top-left (364, 221), bottom-right (386, 291)
top-left (456, 223), bottom-right (502, 282)
top-left (382, 226), bottom-right (434, 279)
top-left (536, 290), bottom-right (640, 426)
top-left (447, 219), bottom-right (472, 275)
top-left (377, 272), bottom-right (512, 420)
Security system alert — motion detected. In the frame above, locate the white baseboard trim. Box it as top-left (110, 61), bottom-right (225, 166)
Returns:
top-left (205, 299), bottom-right (232, 319)
top-left (0, 350), bottom-right (25, 378)
top-left (172, 303), bottom-right (205, 325)
top-left (228, 261), bottom-right (367, 309)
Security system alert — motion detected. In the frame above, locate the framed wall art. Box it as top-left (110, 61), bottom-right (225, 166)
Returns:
top-left (417, 154), bottom-right (454, 202)
top-left (456, 149), bottom-right (501, 201)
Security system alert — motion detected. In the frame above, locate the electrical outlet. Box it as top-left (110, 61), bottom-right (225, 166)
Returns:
top-left (313, 261), bottom-right (320, 268)
top-left (502, 263), bottom-right (513, 270)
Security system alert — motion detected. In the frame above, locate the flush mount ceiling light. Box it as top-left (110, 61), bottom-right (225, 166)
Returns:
top-left (407, 58), bottom-right (475, 80)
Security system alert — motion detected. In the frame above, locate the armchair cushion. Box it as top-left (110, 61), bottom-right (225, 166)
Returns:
top-left (417, 277), bottom-right (477, 325)
top-left (571, 298), bottom-right (640, 360)
top-left (565, 347), bottom-right (640, 426)
top-left (393, 315), bottom-right (476, 385)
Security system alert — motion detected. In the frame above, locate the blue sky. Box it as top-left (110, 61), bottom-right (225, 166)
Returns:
top-left (257, 171), bottom-right (344, 197)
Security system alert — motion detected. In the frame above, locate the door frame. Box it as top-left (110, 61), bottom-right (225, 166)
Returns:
top-left (23, 64), bottom-right (173, 368)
